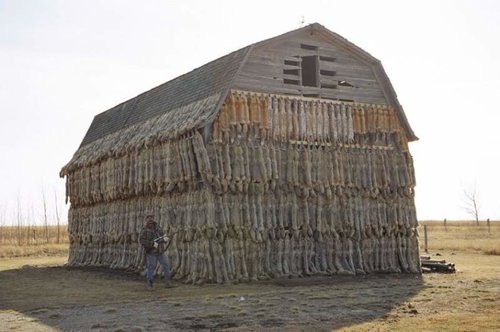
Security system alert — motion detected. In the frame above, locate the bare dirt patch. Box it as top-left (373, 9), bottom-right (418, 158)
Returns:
top-left (1, 221), bottom-right (497, 331)
top-left (0, 256), bottom-right (421, 331)
top-left (0, 250), bottom-right (498, 331)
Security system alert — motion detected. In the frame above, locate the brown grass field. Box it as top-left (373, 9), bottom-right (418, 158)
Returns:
top-left (0, 225), bottom-right (69, 258)
top-left (0, 221), bottom-right (498, 331)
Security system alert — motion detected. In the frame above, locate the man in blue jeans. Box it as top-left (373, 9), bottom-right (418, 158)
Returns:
top-left (139, 215), bottom-right (172, 289)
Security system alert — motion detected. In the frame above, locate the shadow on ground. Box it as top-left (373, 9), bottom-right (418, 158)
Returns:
top-left (0, 265), bottom-right (423, 331)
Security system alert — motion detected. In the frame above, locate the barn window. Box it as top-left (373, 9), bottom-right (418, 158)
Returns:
top-left (301, 55), bottom-right (319, 87)
top-left (283, 69), bottom-right (300, 76)
top-left (284, 59), bottom-right (300, 66)
top-left (282, 47), bottom-right (342, 90)
top-left (320, 70), bottom-right (336, 76)
top-left (284, 79), bottom-right (300, 85)
top-left (319, 56), bottom-right (336, 62)
top-left (300, 44), bottom-right (318, 51)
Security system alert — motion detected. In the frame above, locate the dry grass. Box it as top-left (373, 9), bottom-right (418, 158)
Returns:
top-left (342, 251), bottom-right (500, 332)
top-left (0, 225), bottom-right (68, 258)
top-left (0, 225), bottom-right (68, 246)
top-left (484, 247), bottom-right (500, 256)
top-left (419, 220), bottom-right (500, 255)
top-left (0, 243), bottom-right (68, 258)
top-left (0, 255), bottom-right (68, 271)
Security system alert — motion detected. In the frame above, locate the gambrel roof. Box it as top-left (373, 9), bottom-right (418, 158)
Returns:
top-left (79, 23), bottom-right (416, 149)
top-left (80, 46), bottom-right (251, 147)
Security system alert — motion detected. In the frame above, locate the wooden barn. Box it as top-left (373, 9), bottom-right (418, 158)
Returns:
top-left (60, 23), bottom-right (420, 283)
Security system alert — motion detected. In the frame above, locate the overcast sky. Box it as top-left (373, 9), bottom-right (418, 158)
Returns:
top-left (1, 0), bottom-right (499, 225)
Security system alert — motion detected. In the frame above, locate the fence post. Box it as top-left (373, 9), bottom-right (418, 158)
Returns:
top-left (444, 218), bottom-right (447, 231)
top-left (424, 225), bottom-right (428, 253)
top-left (487, 218), bottom-right (490, 233)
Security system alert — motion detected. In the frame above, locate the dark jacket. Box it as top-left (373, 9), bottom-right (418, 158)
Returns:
top-left (139, 222), bottom-right (168, 254)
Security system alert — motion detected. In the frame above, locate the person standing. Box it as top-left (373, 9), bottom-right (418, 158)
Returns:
top-left (139, 215), bottom-right (172, 289)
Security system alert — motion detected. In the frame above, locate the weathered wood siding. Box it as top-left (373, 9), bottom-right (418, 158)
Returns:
top-left (233, 30), bottom-right (387, 104)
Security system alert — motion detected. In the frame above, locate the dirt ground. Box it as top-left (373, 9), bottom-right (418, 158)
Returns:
top-left (0, 250), bottom-right (499, 332)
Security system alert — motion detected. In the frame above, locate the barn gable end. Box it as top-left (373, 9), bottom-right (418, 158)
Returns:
top-left (235, 27), bottom-right (386, 104)
top-left (234, 23), bottom-right (416, 141)
top-left (61, 23), bottom-right (421, 282)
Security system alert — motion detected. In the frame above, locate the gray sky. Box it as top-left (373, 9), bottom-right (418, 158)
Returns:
top-left (1, 0), bottom-right (499, 225)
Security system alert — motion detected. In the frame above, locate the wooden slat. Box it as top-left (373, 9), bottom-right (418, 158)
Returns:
top-left (238, 71), bottom-right (301, 85)
top-left (253, 43), bottom-right (371, 69)
top-left (258, 44), bottom-right (318, 57)
top-left (233, 80), bottom-right (302, 95)
top-left (237, 72), bottom-right (282, 83)
top-left (283, 64), bottom-right (301, 71)
top-left (284, 56), bottom-right (302, 63)
top-left (331, 69), bottom-right (377, 81)
top-left (333, 77), bottom-right (378, 89)
top-left (319, 76), bottom-right (338, 86)
top-left (319, 74), bottom-right (379, 89)
top-left (332, 87), bottom-right (385, 99)
top-left (241, 62), bottom-right (282, 76)
top-left (282, 73), bottom-right (301, 81)
top-left (320, 90), bottom-right (386, 104)
top-left (289, 36), bottom-right (345, 52)
top-left (236, 33), bottom-right (388, 105)
top-left (319, 60), bottom-right (373, 74)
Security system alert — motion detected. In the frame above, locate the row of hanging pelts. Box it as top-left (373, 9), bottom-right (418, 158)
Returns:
top-left (64, 130), bottom-right (211, 206)
top-left (214, 92), bottom-right (354, 144)
top-left (65, 138), bottom-right (415, 208)
top-left (67, 191), bottom-right (420, 280)
top-left (62, 89), bottom-right (404, 185)
top-left (68, 225), bottom-right (420, 281)
top-left (60, 94), bottom-right (222, 177)
top-left (166, 228), bottom-right (420, 284)
top-left (68, 192), bottom-right (417, 247)
top-left (351, 103), bottom-right (400, 134)
top-left (212, 90), bottom-right (401, 145)
top-left (63, 90), bottom-right (411, 207)
top-left (207, 143), bottom-right (416, 194)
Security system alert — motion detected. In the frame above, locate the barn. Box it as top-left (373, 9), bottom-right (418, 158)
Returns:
top-left (60, 23), bottom-right (420, 283)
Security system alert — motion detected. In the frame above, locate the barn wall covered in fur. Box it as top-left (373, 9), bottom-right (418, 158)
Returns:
top-left (61, 23), bottom-right (420, 283)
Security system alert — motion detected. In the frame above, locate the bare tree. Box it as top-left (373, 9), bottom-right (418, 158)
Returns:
top-left (54, 189), bottom-right (61, 244)
top-left (0, 202), bottom-right (6, 244)
top-left (29, 202), bottom-right (35, 245)
top-left (41, 188), bottom-right (49, 244)
top-left (16, 195), bottom-right (23, 246)
top-left (0, 202), bottom-right (5, 226)
top-left (463, 185), bottom-right (480, 225)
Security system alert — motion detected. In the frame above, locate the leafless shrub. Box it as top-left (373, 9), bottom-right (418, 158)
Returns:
top-left (463, 185), bottom-right (480, 226)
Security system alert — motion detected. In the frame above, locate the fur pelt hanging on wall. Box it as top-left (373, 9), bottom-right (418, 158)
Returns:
top-left (62, 90), bottom-right (420, 282)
